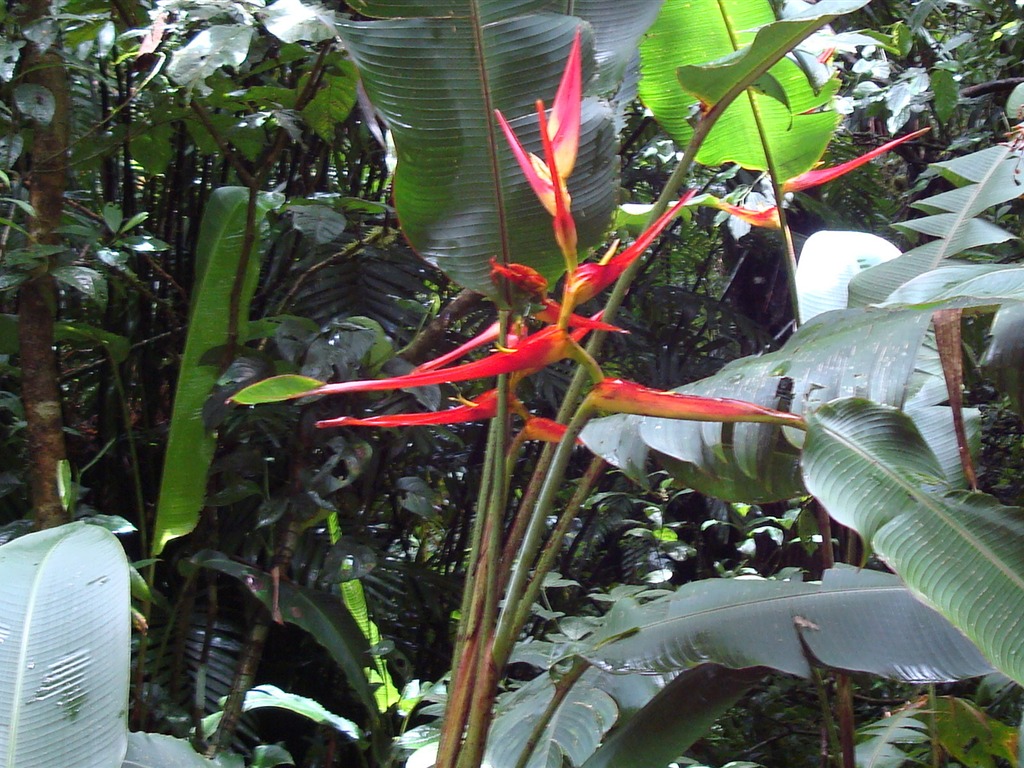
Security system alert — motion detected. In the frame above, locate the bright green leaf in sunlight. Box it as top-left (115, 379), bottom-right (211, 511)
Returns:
top-left (231, 374), bottom-right (325, 405)
top-left (640, 0), bottom-right (868, 182)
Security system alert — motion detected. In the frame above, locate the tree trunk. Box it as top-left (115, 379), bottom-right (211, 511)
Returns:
top-left (16, 6), bottom-right (71, 530)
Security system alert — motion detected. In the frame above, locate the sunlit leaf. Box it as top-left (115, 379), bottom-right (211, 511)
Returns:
top-left (0, 523), bottom-right (130, 768)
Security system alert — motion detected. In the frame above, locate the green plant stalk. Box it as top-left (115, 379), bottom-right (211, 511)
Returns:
top-left (929, 684), bottom-right (941, 768)
top-left (512, 455), bottom-right (606, 639)
top-left (437, 319), bottom-right (511, 768)
top-left (492, 403), bottom-right (595, 665)
top-left (449, 371), bottom-right (514, 768)
top-left (748, 91), bottom-right (801, 323)
top-left (811, 666), bottom-right (842, 768)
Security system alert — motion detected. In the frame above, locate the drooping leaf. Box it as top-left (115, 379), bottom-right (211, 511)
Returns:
top-left (639, 0), bottom-right (864, 182)
top-left (581, 665), bottom-right (765, 768)
top-left (803, 399), bottom-right (1024, 685)
top-left (0, 523), bottom-right (130, 768)
top-left (338, 2), bottom-right (659, 297)
top-left (153, 188), bottom-right (282, 554)
top-left (585, 567), bottom-right (991, 682)
top-left (190, 551), bottom-right (380, 727)
top-left (851, 144), bottom-right (1023, 305)
top-left (238, 685), bottom-right (361, 740)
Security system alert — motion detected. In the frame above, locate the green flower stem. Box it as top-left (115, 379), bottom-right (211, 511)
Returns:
top-left (512, 455), bottom-right (606, 637)
top-left (437, 315), bottom-right (511, 768)
top-left (492, 402), bottom-right (595, 666)
top-left (748, 92), bottom-right (801, 324)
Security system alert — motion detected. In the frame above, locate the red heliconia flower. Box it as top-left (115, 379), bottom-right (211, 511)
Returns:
top-left (584, 378), bottom-right (806, 428)
top-left (491, 258), bottom-right (549, 302)
top-left (412, 307), bottom-right (619, 375)
top-left (316, 390), bottom-right (500, 429)
top-left (717, 128), bottom-right (929, 229)
top-left (520, 416), bottom-right (577, 444)
top-left (494, 31), bottom-right (582, 264)
top-left (565, 192), bottom-right (695, 307)
top-left (305, 325), bottom-right (589, 398)
top-left (714, 200), bottom-right (782, 229)
top-left (547, 30), bottom-right (582, 178)
top-left (783, 127), bottom-right (929, 193)
top-left (534, 300), bottom-right (624, 333)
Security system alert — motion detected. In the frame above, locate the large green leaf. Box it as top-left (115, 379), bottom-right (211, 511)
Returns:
top-left (0, 523), bottom-right (130, 768)
top-left (851, 144), bottom-right (1022, 305)
top-left (639, 0), bottom-right (865, 181)
top-left (581, 665), bottom-right (764, 768)
top-left (339, 2), bottom-right (659, 297)
top-left (585, 567), bottom-right (991, 682)
top-left (803, 399), bottom-right (1024, 685)
top-left (153, 188), bottom-right (282, 554)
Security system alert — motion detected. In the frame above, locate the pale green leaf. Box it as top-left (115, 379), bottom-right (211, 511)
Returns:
top-left (803, 399), bottom-right (1024, 685)
top-left (0, 523), bottom-right (130, 768)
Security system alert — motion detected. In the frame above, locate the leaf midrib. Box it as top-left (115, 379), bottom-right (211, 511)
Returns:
top-left (819, 409), bottom-right (1024, 597)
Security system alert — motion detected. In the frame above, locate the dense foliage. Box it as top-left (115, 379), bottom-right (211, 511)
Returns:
top-left (2, 1), bottom-right (1024, 767)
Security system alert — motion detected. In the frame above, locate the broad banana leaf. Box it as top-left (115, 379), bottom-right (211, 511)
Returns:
top-left (803, 399), bottom-right (1024, 685)
top-left (851, 144), bottom-right (1022, 304)
top-left (0, 523), bottom-right (130, 768)
top-left (153, 188), bottom-right (282, 554)
top-left (639, 0), bottom-right (867, 181)
top-left (340, 1), bottom-right (661, 298)
top-left (583, 263), bottom-right (1024, 500)
top-left (585, 566), bottom-right (992, 682)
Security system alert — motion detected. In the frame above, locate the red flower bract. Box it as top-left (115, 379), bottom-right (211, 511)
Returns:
top-left (585, 378), bottom-right (806, 428)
